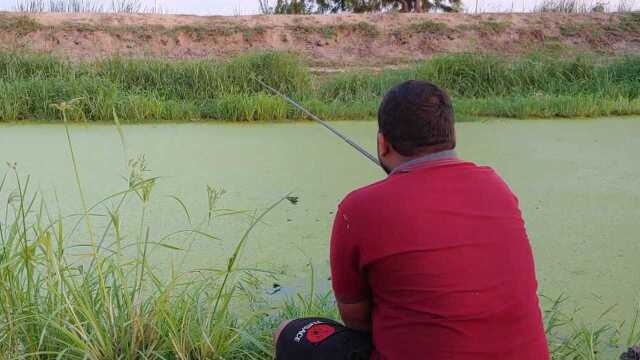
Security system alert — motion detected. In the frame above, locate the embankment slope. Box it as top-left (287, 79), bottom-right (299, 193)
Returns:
top-left (2, 12), bottom-right (640, 66)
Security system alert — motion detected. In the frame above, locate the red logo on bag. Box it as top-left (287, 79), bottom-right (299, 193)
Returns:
top-left (306, 324), bottom-right (336, 343)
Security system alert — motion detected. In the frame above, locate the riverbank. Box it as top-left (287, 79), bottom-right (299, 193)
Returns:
top-left (1, 51), bottom-right (640, 123)
top-left (2, 12), bottom-right (640, 66)
top-left (2, 117), bottom-right (640, 359)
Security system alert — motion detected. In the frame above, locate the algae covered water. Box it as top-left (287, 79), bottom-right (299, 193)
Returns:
top-left (1, 118), bottom-right (639, 323)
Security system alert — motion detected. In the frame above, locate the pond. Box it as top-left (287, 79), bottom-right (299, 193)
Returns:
top-left (1, 118), bottom-right (639, 324)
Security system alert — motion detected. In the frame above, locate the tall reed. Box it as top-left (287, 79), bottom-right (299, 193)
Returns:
top-left (0, 101), bottom-right (288, 358)
top-left (0, 51), bottom-right (639, 122)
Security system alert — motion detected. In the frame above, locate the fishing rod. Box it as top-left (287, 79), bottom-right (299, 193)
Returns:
top-left (253, 77), bottom-right (381, 166)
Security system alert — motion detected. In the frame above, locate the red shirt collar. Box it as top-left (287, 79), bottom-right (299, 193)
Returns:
top-left (390, 150), bottom-right (459, 176)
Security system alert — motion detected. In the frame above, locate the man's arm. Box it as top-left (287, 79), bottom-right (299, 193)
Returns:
top-left (337, 299), bottom-right (372, 332)
top-left (330, 199), bottom-right (373, 332)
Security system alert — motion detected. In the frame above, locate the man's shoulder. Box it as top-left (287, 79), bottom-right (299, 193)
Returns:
top-left (339, 160), bottom-right (509, 209)
top-left (339, 177), bottom-right (391, 210)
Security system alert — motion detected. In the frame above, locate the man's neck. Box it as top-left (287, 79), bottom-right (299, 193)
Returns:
top-left (390, 149), bottom-right (458, 175)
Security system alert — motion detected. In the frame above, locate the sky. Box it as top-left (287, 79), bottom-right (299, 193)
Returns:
top-left (0, 0), bottom-right (637, 14)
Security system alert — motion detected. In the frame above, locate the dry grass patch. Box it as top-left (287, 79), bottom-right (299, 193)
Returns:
top-left (619, 12), bottom-right (640, 33)
top-left (0, 14), bottom-right (42, 35)
top-left (286, 21), bottom-right (379, 40)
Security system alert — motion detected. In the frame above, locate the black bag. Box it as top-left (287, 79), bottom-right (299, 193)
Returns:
top-left (620, 346), bottom-right (640, 360)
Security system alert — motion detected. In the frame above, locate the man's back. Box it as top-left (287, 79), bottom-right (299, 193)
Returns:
top-left (330, 157), bottom-right (549, 359)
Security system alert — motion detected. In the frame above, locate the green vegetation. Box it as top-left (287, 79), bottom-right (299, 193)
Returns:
top-left (170, 24), bottom-right (267, 42)
top-left (0, 15), bottom-right (42, 35)
top-left (0, 102), bottom-right (286, 357)
top-left (1, 51), bottom-right (640, 122)
top-left (0, 52), bottom-right (309, 122)
top-left (0, 14), bottom-right (269, 42)
top-left (262, 0), bottom-right (462, 14)
top-left (456, 20), bottom-right (511, 34)
top-left (477, 20), bottom-right (511, 34)
top-left (619, 12), bottom-right (640, 32)
top-left (536, 0), bottom-right (590, 13)
top-left (286, 21), bottom-right (381, 39)
top-left (1, 108), bottom-right (639, 358)
top-left (559, 22), bottom-right (590, 36)
top-left (350, 21), bottom-right (381, 37)
top-left (408, 20), bottom-right (450, 33)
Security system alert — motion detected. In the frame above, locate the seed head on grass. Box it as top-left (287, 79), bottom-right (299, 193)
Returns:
top-left (128, 155), bottom-right (155, 203)
top-left (50, 98), bottom-right (83, 112)
top-left (207, 185), bottom-right (227, 224)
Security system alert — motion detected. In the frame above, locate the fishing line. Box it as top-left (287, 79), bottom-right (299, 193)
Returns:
top-left (253, 77), bottom-right (381, 167)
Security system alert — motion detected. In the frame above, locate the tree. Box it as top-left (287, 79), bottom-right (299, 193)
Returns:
top-left (315, 0), bottom-right (461, 13)
top-left (258, 0), bottom-right (274, 14)
top-left (260, 0), bottom-right (461, 14)
top-left (395, 0), bottom-right (462, 12)
top-left (273, 0), bottom-right (315, 14)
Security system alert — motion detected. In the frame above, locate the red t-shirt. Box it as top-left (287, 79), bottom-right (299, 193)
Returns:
top-left (330, 156), bottom-right (549, 360)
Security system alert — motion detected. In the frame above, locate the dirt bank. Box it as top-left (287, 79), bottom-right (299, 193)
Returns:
top-left (2, 12), bottom-right (639, 67)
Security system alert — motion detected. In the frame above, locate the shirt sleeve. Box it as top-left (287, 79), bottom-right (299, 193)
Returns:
top-left (330, 200), bottom-right (371, 304)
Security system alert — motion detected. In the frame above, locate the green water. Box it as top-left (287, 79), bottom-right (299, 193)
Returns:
top-left (1, 119), bottom-right (639, 324)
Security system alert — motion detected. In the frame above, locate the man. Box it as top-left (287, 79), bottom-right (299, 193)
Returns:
top-left (274, 80), bottom-right (550, 359)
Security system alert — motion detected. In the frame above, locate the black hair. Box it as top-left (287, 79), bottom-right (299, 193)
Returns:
top-left (378, 80), bottom-right (455, 157)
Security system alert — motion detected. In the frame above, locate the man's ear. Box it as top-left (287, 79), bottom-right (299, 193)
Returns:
top-left (377, 132), bottom-right (390, 157)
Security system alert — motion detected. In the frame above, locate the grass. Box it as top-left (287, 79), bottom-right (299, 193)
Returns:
top-left (170, 24), bottom-right (268, 42)
top-left (0, 13), bottom-right (267, 41)
top-left (0, 51), bottom-right (639, 122)
top-left (543, 295), bottom-right (640, 359)
top-left (456, 20), bottom-right (511, 34)
top-left (619, 12), bottom-right (640, 32)
top-left (0, 106), bottom-right (639, 359)
top-left (559, 20), bottom-right (631, 42)
top-left (536, 0), bottom-right (590, 13)
top-left (477, 20), bottom-right (511, 34)
top-left (348, 21), bottom-right (381, 37)
top-left (0, 103), bottom-right (288, 357)
top-left (286, 21), bottom-right (380, 39)
top-left (408, 20), bottom-right (450, 34)
top-left (15, 0), bottom-right (104, 13)
top-left (536, 0), bottom-right (638, 12)
top-left (560, 22), bottom-right (591, 36)
top-left (0, 15), bottom-right (42, 35)
top-left (14, 0), bottom-right (163, 13)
